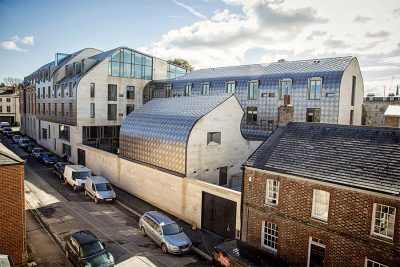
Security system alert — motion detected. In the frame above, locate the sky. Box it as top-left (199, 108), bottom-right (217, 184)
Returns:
top-left (0, 0), bottom-right (399, 96)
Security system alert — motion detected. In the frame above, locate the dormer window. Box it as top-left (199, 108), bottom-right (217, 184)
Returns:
top-left (225, 81), bottom-right (236, 94)
top-left (279, 79), bottom-right (292, 100)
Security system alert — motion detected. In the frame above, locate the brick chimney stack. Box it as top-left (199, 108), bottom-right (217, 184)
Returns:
top-left (278, 95), bottom-right (294, 125)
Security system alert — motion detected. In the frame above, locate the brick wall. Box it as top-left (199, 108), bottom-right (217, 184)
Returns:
top-left (241, 168), bottom-right (400, 267)
top-left (384, 116), bottom-right (399, 127)
top-left (0, 164), bottom-right (26, 266)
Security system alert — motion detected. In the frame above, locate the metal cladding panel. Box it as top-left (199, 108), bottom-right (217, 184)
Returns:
top-left (120, 95), bottom-right (232, 175)
top-left (149, 57), bottom-right (353, 139)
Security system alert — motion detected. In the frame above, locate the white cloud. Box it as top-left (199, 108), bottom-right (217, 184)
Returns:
top-left (0, 35), bottom-right (34, 52)
top-left (143, 0), bottom-right (400, 95)
top-left (0, 41), bottom-right (26, 52)
top-left (172, 0), bottom-right (207, 20)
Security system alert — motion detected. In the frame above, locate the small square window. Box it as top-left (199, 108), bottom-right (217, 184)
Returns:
top-left (326, 92), bottom-right (334, 97)
top-left (269, 93), bottom-right (275, 98)
top-left (207, 132), bottom-right (221, 145)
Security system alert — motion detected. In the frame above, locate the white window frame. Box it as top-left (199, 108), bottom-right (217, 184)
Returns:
top-left (365, 258), bottom-right (388, 267)
top-left (265, 179), bottom-right (279, 206)
top-left (307, 237), bottom-right (326, 267)
top-left (371, 203), bottom-right (396, 240)
top-left (311, 189), bottom-right (330, 221)
top-left (261, 221), bottom-right (278, 253)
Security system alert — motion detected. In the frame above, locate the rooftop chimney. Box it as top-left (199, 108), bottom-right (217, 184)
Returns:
top-left (278, 95), bottom-right (294, 125)
top-left (278, 59), bottom-right (285, 63)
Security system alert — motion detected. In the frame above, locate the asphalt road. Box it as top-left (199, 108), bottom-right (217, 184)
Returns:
top-left (1, 134), bottom-right (210, 267)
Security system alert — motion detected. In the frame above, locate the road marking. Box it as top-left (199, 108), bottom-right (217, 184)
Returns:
top-left (116, 200), bottom-right (143, 217)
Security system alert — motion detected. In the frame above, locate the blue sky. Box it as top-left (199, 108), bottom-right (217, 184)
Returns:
top-left (1, 0), bottom-right (400, 95)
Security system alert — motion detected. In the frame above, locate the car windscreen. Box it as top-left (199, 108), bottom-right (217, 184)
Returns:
top-left (162, 223), bottom-right (181, 236)
top-left (43, 153), bottom-right (55, 158)
top-left (86, 251), bottom-right (111, 265)
top-left (21, 140), bottom-right (29, 143)
top-left (72, 171), bottom-right (91, 179)
top-left (96, 183), bottom-right (112, 191)
top-left (81, 240), bottom-right (104, 257)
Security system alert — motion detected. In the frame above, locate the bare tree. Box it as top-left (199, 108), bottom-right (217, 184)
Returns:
top-left (3, 77), bottom-right (22, 86)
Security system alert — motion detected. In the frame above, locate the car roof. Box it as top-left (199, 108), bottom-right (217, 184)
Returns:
top-left (145, 211), bottom-right (175, 225)
top-left (33, 147), bottom-right (44, 150)
top-left (66, 165), bottom-right (91, 172)
top-left (71, 230), bottom-right (99, 245)
top-left (89, 176), bottom-right (109, 184)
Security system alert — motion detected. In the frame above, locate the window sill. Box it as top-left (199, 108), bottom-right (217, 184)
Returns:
top-left (260, 246), bottom-right (277, 255)
top-left (264, 203), bottom-right (278, 208)
top-left (310, 217), bottom-right (328, 224)
top-left (369, 235), bottom-right (394, 244)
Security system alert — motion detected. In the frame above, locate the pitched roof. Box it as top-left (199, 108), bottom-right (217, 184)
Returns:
top-left (245, 122), bottom-right (400, 195)
top-left (0, 143), bottom-right (24, 166)
top-left (157, 56), bottom-right (353, 82)
top-left (384, 105), bottom-right (400, 116)
top-left (120, 94), bottom-right (234, 175)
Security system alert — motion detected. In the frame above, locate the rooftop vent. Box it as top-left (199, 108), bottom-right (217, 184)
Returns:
top-left (278, 59), bottom-right (285, 63)
top-left (313, 60), bottom-right (321, 64)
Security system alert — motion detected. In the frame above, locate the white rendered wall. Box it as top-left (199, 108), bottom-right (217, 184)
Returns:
top-left (78, 144), bottom-right (242, 233)
top-left (338, 58), bottom-right (364, 125)
top-left (187, 96), bottom-right (262, 185)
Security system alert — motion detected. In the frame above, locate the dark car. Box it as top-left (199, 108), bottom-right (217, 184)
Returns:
top-left (39, 152), bottom-right (57, 165)
top-left (65, 230), bottom-right (114, 267)
top-left (25, 142), bottom-right (36, 153)
top-left (212, 239), bottom-right (289, 267)
top-left (32, 147), bottom-right (45, 158)
top-left (53, 162), bottom-right (71, 179)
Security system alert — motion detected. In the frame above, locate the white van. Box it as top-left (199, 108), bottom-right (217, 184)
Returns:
top-left (63, 165), bottom-right (91, 191)
top-left (84, 176), bottom-right (116, 204)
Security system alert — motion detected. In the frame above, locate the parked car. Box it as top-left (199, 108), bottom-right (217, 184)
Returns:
top-left (26, 143), bottom-right (36, 153)
top-left (84, 176), bottom-right (116, 204)
top-left (12, 134), bottom-right (21, 144)
top-left (0, 122), bottom-right (11, 131)
top-left (65, 230), bottom-right (114, 267)
top-left (38, 152), bottom-right (57, 165)
top-left (53, 162), bottom-right (72, 179)
top-left (139, 211), bottom-right (192, 254)
top-left (32, 147), bottom-right (45, 158)
top-left (0, 254), bottom-right (14, 267)
top-left (2, 127), bottom-right (12, 137)
top-left (212, 239), bottom-right (289, 267)
top-left (64, 165), bottom-right (91, 191)
top-left (18, 138), bottom-right (30, 149)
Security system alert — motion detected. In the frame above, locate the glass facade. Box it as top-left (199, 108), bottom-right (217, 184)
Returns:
top-left (167, 64), bottom-right (187, 79)
top-left (108, 48), bottom-right (153, 79)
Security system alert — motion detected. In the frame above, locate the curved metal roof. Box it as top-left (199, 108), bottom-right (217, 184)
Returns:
top-left (149, 56), bottom-right (355, 140)
top-left (120, 94), bottom-right (234, 175)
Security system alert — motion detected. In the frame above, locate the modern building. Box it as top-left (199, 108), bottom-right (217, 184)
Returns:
top-left (384, 105), bottom-right (400, 127)
top-left (0, 143), bottom-right (27, 266)
top-left (120, 94), bottom-right (261, 188)
top-left (241, 122), bottom-right (400, 267)
top-left (0, 87), bottom-right (20, 126)
top-left (363, 93), bottom-right (400, 126)
top-left (147, 56), bottom-right (364, 139)
top-left (21, 47), bottom-right (187, 162)
top-left (80, 94), bottom-right (261, 239)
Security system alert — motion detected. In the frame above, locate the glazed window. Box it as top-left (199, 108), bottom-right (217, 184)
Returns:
top-left (279, 79), bottom-right (292, 99)
top-left (265, 179), bottom-right (279, 205)
top-left (309, 78), bottom-right (322, 100)
top-left (225, 81), bottom-right (236, 94)
top-left (248, 80), bottom-right (259, 100)
top-left (371, 204), bottom-right (396, 240)
top-left (312, 190), bottom-right (330, 221)
top-left (201, 83), bottom-right (210, 95)
top-left (261, 221), bottom-right (278, 253)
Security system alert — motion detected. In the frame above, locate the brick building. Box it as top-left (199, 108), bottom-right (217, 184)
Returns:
top-left (0, 143), bottom-right (26, 266)
top-left (384, 105), bottom-right (400, 127)
top-left (241, 123), bottom-right (400, 267)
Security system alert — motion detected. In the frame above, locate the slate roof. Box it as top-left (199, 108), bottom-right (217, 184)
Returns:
top-left (120, 94), bottom-right (234, 175)
top-left (245, 122), bottom-right (400, 195)
top-left (0, 143), bottom-right (24, 166)
top-left (150, 56), bottom-right (355, 140)
top-left (384, 105), bottom-right (400, 116)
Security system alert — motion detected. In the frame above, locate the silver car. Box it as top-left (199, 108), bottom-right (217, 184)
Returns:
top-left (138, 211), bottom-right (192, 254)
top-left (32, 147), bottom-right (45, 158)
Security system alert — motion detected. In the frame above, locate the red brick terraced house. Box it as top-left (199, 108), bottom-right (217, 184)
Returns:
top-left (241, 122), bottom-right (400, 267)
top-left (0, 143), bottom-right (27, 266)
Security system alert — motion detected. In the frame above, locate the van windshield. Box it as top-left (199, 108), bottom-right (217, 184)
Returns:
top-left (96, 183), bottom-right (112, 191)
top-left (72, 171), bottom-right (91, 179)
top-left (162, 223), bottom-right (181, 236)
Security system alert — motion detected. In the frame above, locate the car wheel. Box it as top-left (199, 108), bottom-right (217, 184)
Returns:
top-left (95, 197), bottom-right (99, 204)
top-left (141, 227), bottom-right (146, 237)
top-left (65, 249), bottom-right (69, 259)
top-left (64, 178), bottom-right (68, 185)
top-left (161, 243), bottom-right (168, 254)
